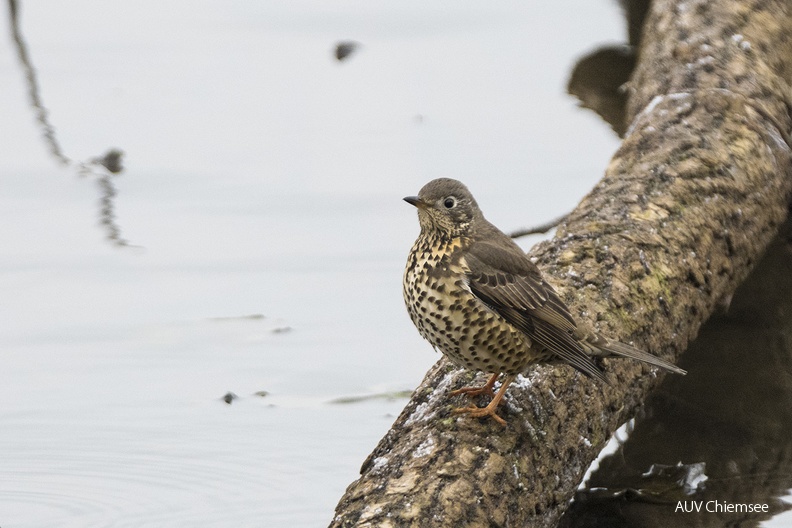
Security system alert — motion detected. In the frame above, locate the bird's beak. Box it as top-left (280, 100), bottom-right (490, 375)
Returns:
top-left (403, 196), bottom-right (427, 209)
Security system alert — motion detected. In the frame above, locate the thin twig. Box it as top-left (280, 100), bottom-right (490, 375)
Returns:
top-left (509, 213), bottom-right (569, 238)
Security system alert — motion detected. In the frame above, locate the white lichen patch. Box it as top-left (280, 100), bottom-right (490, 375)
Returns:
top-left (405, 402), bottom-right (431, 426)
top-left (371, 456), bottom-right (390, 471)
top-left (696, 55), bottom-right (715, 67)
top-left (405, 371), bottom-right (458, 425)
top-left (358, 503), bottom-right (385, 522)
top-left (434, 372), bottom-right (456, 394)
top-left (731, 34), bottom-right (749, 50)
top-left (412, 435), bottom-right (436, 458)
top-left (512, 373), bottom-right (534, 390)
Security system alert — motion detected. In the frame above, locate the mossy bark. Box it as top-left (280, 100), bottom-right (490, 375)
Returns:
top-left (330, 1), bottom-right (792, 526)
top-left (559, 221), bottom-right (792, 527)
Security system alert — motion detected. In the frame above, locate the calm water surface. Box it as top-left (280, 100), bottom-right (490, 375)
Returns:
top-left (7, 2), bottom-right (783, 528)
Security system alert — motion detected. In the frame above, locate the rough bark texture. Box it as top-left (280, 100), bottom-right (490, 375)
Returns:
top-left (559, 221), bottom-right (792, 527)
top-left (330, 1), bottom-right (792, 526)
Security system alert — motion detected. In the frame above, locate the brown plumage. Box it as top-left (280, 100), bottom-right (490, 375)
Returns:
top-left (403, 178), bottom-right (685, 425)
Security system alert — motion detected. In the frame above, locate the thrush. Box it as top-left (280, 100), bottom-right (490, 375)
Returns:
top-left (403, 178), bottom-right (686, 425)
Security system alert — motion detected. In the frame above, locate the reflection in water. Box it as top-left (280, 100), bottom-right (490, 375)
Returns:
top-left (7, 0), bottom-right (129, 246)
top-left (566, 0), bottom-right (649, 137)
top-left (620, 0), bottom-right (651, 49)
top-left (91, 150), bottom-right (129, 247)
top-left (561, 223), bottom-right (792, 527)
top-left (567, 45), bottom-right (635, 137)
top-left (8, 0), bottom-right (67, 164)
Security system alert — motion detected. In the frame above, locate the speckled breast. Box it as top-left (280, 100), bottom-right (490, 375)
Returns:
top-left (403, 234), bottom-right (536, 375)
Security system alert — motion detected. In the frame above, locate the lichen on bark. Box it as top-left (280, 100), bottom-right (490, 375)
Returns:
top-left (330, 1), bottom-right (792, 526)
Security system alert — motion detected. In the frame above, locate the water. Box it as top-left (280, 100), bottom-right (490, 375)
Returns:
top-left (6, 2), bottom-right (786, 527)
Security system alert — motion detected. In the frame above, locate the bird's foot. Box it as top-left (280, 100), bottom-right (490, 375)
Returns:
top-left (449, 384), bottom-right (496, 399)
top-left (452, 403), bottom-right (507, 426)
top-left (450, 373), bottom-right (516, 426)
top-left (450, 372), bottom-right (499, 399)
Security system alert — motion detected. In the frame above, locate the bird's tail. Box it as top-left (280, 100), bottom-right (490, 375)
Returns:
top-left (600, 340), bottom-right (687, 375)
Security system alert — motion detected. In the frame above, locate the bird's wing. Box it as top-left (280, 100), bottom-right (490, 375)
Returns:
top-left (464, 241), bottom-right (606, 382)
top-left (463, 240), bottom-right (573, 328)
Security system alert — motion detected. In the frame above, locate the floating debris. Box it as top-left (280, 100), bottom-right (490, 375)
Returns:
top-left (334, 40), bottom-right (359, 62)
top-left (209, 314), bottom-right (266, 322)
top-left (221, 392), bottom-right (238, 404)
top-left (253, 390), bottom-right (269, 398)
top-left (328, 390), bottom-right (413, 405)
top-left (91, 148), bottom-right (125, 174)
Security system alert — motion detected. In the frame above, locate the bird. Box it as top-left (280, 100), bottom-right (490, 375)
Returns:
top-left (402, 178), bottom-right (686, 425)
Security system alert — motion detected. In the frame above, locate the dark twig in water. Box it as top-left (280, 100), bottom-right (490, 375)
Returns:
top-left (96, 170), bottom-right (129, 247)
top-left (8, 0), bottom-right (69, 164)
top-left (509, 213), bottom-right (569, 238)
top-left (8, 0), bottom-right (132, 247)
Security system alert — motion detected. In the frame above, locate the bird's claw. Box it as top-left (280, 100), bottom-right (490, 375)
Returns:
top-left (452, 404), bottom-right (507, 426)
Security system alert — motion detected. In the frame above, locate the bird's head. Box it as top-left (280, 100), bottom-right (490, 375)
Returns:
top-left (404, 178), bottom-right (481, 238)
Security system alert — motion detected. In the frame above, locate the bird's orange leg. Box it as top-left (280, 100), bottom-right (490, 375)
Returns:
top-left (450, 372), bottom-right (500, 399)
top-left (453, 374), bottom-right (517, 426)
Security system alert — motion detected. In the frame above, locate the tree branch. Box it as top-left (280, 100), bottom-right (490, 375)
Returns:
top-left (509, 213), bottom-right (569, 238)
top-left (561, 220), bottom-right (792, 526)
top-left (330, 1), bottom-right (792, 526)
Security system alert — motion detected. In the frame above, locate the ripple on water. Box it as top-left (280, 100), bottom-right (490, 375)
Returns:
top-left (0, 406), bottom-right (330, 528)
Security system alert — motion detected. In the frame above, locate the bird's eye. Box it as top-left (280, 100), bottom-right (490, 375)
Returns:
top-left (443, 197), bottom-right (456, 209)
